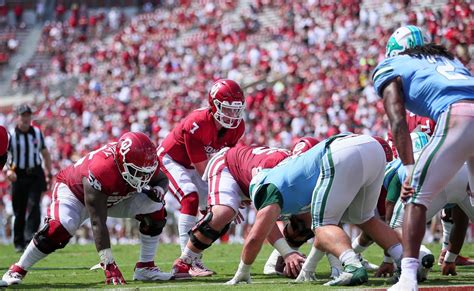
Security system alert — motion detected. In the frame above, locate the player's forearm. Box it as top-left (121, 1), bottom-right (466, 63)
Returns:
top-left (90, 218), bottom-right (111, 252)
top-left (241, 234), bottom-right (265, 265)
top-left (391, 119), bottom-right (414, 166)
top-left (149, 170), bottom-right (169, 192)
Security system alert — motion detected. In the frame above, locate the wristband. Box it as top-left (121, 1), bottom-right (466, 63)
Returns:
top-left (404, 164), bottom-right (414, 176)
top-left (99, 248), bottom-right (114, 265)
top-left (238, 259), bottom-right (251, 272)
top-left (444, 251), bottom-right (458, 263)
top-left (383, 255), bottom-right (394, 264)
top-left (273, 238), bottom-right (294, 257)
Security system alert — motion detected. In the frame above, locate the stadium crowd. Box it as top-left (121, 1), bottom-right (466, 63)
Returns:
top-left (0, 0), bottom-right (472, 245)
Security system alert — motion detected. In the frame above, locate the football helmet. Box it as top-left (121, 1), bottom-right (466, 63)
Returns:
top-left (115, 132), bottom-right (158, 192)
top-left (208, 79), bottom-right (245, 129)
top-left (411, 131), bottom-right (430, 160)
top-left (291, 137), bottom-right (320, 156)
top-left (372, 136), bottom-right (393, 162)
top-left (385, 25), bottom-right (429, 58)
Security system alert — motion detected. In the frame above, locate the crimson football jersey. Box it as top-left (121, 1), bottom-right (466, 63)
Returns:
top-left (159, 108), bottom-right (245, 168)
top-left (56, 143), bottom-right (137, 206)
top-left (225, 145), bottom-right (291, 197)
top-left (387, 111), bottom-right (436, 158)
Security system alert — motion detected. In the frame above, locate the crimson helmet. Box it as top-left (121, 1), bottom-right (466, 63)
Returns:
top-left (115, 132), bottom-right (158, 192)
top-left (0, 126), bottom-right (8, 156)
top-left (208, 79), bottom-right (245, 129)
top-left (291, 137), bottom-right (320, 156)
top-left (372, 136), bottom-right (394, 162)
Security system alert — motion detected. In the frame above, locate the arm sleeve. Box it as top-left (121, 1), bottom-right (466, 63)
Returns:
top-left (372, 58), bottom-right (400, 97)
top-left (253, 183), bottom-right (283, 211)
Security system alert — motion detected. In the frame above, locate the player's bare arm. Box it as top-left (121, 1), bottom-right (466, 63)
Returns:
top-left (83, 177), bottom-right (110, 252)
top-left (83, 177), bottom-right (126, 285)
top-left (382, 78), bottom-right (414, 169)
top-left (193, 160), bottom-right (208, 177)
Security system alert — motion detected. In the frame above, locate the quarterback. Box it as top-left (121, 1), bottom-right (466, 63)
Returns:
top-left (373, 25), bottom-right (474, 290)
top-left (158, 79), bottom-right (246, 277)
top-left (2, 132), bottom-right (171, 285)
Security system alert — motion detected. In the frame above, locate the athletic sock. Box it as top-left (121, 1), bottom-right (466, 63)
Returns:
top-left (139, 233), bottom-right (159, 263)
top-left (17, 241), bottom-right (47, 270)
top-left (339, 249), bottom-right (362, 268)
top-left (400, 257), bottom-right (419, 282)
top-left (178, 214), bottom-right (197, 252)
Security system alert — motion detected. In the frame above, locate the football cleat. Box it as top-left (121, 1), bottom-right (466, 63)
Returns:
top-left (263, 249), bottom-right (281, 275)
top-left (324, 264), bottom-right (368, 286)
top-left (171, 258), bottom-right (192, 280)
top-left (357, 253), bottom-right (379, 271)
top-left (417, 245), bottom-right (434, 282)
top-left (189, 257), bottom-right (214, 277)
top-left (133, 261), bottom-right (173, 281)
top-left (2, 264), bottom-right (27, 285)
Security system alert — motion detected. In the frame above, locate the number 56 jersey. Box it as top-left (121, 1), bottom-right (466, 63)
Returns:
top-left (372, 54), bottom-right (474, 120)
top-left (56, 143), bottom-right (137, 204)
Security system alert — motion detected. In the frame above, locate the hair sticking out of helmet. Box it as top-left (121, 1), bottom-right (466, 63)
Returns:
top-left (115, 132), bottom-right (158, 192)
top-left (208, 79), bottom-right (246, 129)
top-left (291, 137), bottom-right (320, 156)
top-left (385, 25), bottom-right (430, 58)
top-left (372, 136), bottom-right (394, 162)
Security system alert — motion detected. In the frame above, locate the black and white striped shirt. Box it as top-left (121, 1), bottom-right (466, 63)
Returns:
top-left (8, 126), bottom-right (46, 170)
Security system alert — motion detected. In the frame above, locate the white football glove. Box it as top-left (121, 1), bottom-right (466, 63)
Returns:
top-left (225, 261), bottom-right (252, 285)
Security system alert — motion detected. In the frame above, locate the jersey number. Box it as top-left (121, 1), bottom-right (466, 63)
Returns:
top-left (74, 145), bottom-right (108, 167)
top-left (190, 122), bottom-right (200, 134)
top-left (251, 147), bottom-right (289, 155)
top-left (427, 57), bottom-right (468, 81)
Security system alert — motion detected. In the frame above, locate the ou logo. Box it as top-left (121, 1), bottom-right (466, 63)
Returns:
top-left (210, 82), bottom-right (222, 98)
top-left (120, 138), bottom-right (133, 156)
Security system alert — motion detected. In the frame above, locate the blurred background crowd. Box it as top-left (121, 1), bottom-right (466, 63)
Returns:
top-left (0, 0), bottom-right (472, 246)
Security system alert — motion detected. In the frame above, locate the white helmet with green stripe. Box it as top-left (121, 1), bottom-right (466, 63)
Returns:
top-left (385, 25), bottom-right (429, 58)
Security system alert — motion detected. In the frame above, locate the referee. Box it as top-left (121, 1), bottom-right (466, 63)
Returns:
top-left (6, 104), bottom-right (52, 253)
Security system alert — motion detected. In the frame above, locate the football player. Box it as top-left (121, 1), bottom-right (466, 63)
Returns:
top-left (2, 132), bottom-right (171, 285)
top-left (171, 144), bottom-right (307, 279)
top-left (158, 79), bottom-right (246, 276)
top-left (228, 134), bottom-right (402, 286)
top-left (372, 25), bottom-right (474, 290)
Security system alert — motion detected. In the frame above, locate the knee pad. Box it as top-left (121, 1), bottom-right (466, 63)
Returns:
top-left (136, 208), bottom-right (167, 237)
top-left (188, 211), bottom-right (230, 250)
top-left (181, 192), bottom-right (199, 216)
top-left (284, 215), bottom-right (314, 248)
top-left (33, 219), bottom-right (71, 254)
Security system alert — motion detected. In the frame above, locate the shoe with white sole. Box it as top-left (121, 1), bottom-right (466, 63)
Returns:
top-left (133, 261), bottom-right (173, 281)
top-left (2, 264), bottom-right (27, 285)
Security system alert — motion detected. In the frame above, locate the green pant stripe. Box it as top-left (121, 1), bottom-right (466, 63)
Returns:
top-left (312, 148), bottom-right (335, 227)
top-left (412, 109), bottom-right (451, 201)
top-left (390, 199), bottom-right (404, 228)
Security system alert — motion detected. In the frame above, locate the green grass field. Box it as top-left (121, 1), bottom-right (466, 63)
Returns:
top-left (1, 242), bottom-right (474, 290)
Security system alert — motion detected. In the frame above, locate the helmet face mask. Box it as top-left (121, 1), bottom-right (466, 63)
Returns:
top-left (208, 79), bottom-right (245, 129)
top-left (115, 132), bottom-right (158, 192)
top-left (385, 25), bottom-right (429, 58)
top-left (213, 99), bottom-right (245, 129)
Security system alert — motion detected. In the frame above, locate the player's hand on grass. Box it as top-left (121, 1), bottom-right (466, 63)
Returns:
top-left (283, 252), bottom-right (305, 279)
top-left (375, 262), bottom-right (395, 278)
top-left (225, 269), bottom-right (251, 285)
top-left (102, 262), bottom-right (126, 285)
top-left (295, 269), bottom-right (316, 282)
top-left (441, 262), bottom-right (457, 276)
